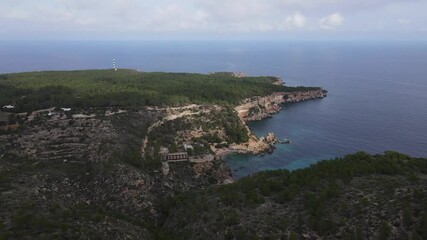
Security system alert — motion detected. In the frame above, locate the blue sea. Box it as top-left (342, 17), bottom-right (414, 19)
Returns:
top-left (1, 40), bottom-right (426, 178)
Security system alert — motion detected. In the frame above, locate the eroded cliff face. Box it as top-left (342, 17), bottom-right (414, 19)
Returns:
top-left (235, 89), bottom-right (327, 122)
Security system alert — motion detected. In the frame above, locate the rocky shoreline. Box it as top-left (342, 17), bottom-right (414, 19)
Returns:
top-left (1, 88), bottom-right (327, 182)
top-left (221, 88), bottom-right (327, 157)
top-left (235, 89), bottom-right (327, 122)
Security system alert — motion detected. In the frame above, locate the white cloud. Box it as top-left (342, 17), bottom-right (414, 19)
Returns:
top-left (275, 0), bottom-right (422, 12)
top-left (256, 23), bottom-right (275, 32)
top-left (280, 12), bottom-right (307, 30)
top-left (376, 22), bottom-right (386, 29)
top-left (194, 0), bottom-right (266, 22)
top-left (398, 18), bottom-right (411, 25)
top-left (320, 12), bottom-right (344, 30)
top-left (0, 0), bottom-right (426, 39)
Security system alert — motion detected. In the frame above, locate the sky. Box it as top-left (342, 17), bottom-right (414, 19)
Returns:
top-left (1, 0), bottom-right (427, 41)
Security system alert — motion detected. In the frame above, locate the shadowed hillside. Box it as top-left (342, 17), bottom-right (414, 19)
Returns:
top-left (161, 151), bottom-right (427, 239)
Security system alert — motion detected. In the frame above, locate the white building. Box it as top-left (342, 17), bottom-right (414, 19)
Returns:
top-left (2, 105), bottom-right (14, 109)
top-left (183, 143), bottom-right (194, 151)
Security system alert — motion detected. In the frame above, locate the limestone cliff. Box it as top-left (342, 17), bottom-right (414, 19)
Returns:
top-left (217, 132), bottom-right (277, 156)
top-left (235, 89), bottom-right (327, 122)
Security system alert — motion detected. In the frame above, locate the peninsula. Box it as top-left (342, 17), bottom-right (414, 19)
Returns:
top-left (1, 70), bottom-right (426, 239)
top-left (0, 69), bottom-right (326, 163)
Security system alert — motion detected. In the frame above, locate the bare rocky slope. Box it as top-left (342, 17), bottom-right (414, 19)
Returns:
top-left (0, 109), bottom-right (232, 239)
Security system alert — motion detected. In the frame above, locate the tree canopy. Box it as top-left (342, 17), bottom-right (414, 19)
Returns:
top-left (0, 70), bottom-right (321, 112)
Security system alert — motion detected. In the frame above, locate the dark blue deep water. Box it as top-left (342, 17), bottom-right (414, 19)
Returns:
top-left (1, 40), bottom-right (426, 178)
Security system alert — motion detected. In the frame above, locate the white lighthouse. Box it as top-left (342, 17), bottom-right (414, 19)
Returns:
top-left (113, 59), bottom-right (117, 71)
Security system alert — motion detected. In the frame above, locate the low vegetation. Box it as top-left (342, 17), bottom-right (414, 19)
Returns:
top-left (161, 151), bottom-right (427, 239)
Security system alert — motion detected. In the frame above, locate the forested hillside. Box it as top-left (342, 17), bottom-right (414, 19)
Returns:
top-left (2, 69), bottom-right (423, 240)
top-left (161, 151), bottom-right (427, 239)
top-left (0, 69), bottom-right (319, 112)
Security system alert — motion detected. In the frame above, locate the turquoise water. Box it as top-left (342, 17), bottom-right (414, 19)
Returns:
top-left (1, 41), bottom-right (426, 178)
top-left (223, 42), bottom-right (427, 178)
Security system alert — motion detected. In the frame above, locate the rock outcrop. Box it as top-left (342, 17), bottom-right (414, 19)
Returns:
top-left (235, 89), bottom-right (327, 122)
top-left (225, 133), bottom-right (275, 155)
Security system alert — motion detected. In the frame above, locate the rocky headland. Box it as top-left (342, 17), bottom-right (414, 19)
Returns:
top-left (235, 89), bottom-right (327, 122)
top-left (222, 88), bottom-right (327, 156)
